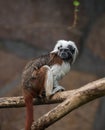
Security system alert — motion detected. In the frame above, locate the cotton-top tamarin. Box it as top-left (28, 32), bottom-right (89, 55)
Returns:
top-left (21, 40), bottom-right (78, 130)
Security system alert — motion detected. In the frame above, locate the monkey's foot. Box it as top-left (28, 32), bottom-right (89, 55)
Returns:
top-left (37, 90), bottom-right (46, 99)
top-left (52, 86), bottom-right (65, 94)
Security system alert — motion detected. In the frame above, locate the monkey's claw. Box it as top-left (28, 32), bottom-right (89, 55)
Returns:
top-left (52, 86), bottom-right (65, 94)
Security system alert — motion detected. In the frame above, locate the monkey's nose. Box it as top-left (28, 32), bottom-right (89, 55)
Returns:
top-left (61, 52), bottom-right (68, 59)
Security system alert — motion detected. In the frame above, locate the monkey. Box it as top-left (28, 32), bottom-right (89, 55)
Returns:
top-left (21, 40), bottom-right (78, 130)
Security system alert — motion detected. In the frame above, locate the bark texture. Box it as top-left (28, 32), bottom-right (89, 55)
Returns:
top-left (31, 78), bottom-right (105, 130)
top-left (0, 78), bottom-right (105, 130)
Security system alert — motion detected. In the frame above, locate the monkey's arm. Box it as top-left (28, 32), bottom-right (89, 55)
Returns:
top-left (44, 65), bottom-right (65, 97)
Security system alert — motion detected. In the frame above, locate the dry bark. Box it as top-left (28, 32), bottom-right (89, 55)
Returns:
top-left (0, 78), bottom-right (105, 130)
top-left (0, 90), bottom-right (74, 108)
top-left (31, 78), bottom-right (105, 130)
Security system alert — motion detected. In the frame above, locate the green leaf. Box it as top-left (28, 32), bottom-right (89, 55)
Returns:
top-left (73, 0), bottom-right (80, 7)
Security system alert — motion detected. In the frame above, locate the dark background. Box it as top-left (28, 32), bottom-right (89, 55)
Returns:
top-left (0, 0), bottom-right (105, 130)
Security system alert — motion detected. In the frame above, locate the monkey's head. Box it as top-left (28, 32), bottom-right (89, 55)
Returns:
top-left (51, 40), bottom-right (78, 64)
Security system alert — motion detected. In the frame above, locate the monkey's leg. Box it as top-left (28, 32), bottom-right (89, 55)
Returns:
top-left (43, 65), bottom-right (54, 97)
top-left (52, 80), bottom-right (65, 94)
top-left (44, 65), bottom-right (65, 96)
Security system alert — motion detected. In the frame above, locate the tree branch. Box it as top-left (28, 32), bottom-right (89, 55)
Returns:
top-left (0, 90), bottom-right (74, 108)
top-left (0, 78), bottom-right (105, 130)
top-left (31, 78), bottom-right (105, 130)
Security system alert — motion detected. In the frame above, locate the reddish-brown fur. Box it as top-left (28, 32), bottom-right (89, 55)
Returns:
top-left (22, 53), bottom-right (63, 130)
top-left (22, 66), bottom-right (49, 130)
top-left (49, 53), bottom-right (62, 65)
top-left (24, 93), bottom-right (33, 130)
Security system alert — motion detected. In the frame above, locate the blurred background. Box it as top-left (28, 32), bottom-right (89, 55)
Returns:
top-left (0, 0), bottom-right (105, 130)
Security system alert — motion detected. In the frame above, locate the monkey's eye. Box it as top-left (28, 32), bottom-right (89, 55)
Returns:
top-left (68, 45), bottom-right (75, 53)
top-left (58, 45), bottom-right (62, 49)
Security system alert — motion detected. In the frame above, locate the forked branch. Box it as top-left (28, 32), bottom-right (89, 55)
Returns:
top-left (0, 78), bottom-right (105, 130)
top-left (31, 78), bottom-right (105, 130)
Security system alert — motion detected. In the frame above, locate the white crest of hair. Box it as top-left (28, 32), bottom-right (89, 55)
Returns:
top-left (51, 40), bottom-right (78, 53)
top-left (51, 40), bottom-right (78, 64)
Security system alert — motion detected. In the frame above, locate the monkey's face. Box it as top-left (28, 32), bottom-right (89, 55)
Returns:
top-left (51, 40), bottom-right (78, 64)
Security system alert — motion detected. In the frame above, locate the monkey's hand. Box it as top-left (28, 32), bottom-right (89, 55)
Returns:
top-left (52, 85), bottom-right (65, 95)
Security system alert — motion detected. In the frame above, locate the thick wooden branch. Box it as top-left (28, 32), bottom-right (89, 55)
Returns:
top-left (0, 90), bottom-right (74, 108)
top-left (0, 78), bottom-right (105, 109)
top-left (31, 78), bottom-right (105, 130)
top-left (1, 78), bottom-right (105, 130)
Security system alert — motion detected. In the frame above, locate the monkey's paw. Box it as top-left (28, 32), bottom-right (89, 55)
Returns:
top-left (52, 86), bottom-right (65, 94)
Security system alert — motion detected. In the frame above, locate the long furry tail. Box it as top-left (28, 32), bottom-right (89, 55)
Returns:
top-left (24, 93), bottom-right (33, 130)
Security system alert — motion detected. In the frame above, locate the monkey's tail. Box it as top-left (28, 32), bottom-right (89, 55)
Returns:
top-left (24, 93), bottom-right (34, 130)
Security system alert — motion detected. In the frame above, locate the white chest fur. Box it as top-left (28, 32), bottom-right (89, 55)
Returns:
top-left (51, 62), bottom-right (70, 80)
